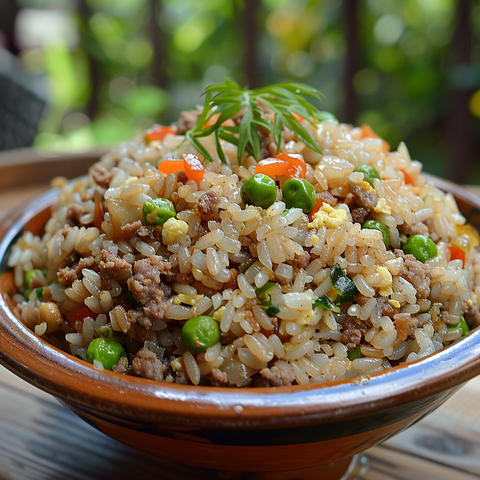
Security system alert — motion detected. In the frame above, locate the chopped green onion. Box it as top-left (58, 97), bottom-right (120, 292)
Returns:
top-left (313, 295), bottom-right (340, 313)
top-left (348, 345), bottom-right (365, 361)
top-left (35, 288), bottom-right (44, 302)
top-left (330, 263), bottom-right (358, 304)
top-left (447, 316), bottom-right (469, 336)
top-left (264, 303), bottom-right (280, 317)
top-left (238, 257), bottom-right (256, 274)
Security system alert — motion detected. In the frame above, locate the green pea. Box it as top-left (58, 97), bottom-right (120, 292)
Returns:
top-left (348, 345), bottom-right (365, 361)
top-left (182, 315), bottom-right (221, 352)
top-left (86, 337), bottom-right (127, 370)
top-left (24, 269), bottom-right (43, 289)
top-left (142, 198), bottom-right (176, 226)
top-left (282, 178), bottom-right (316, 214)
top-left (447, 316), bottom-right (469, 336)
top-left (353, 165), bottom-right (380, 188)
top-left (241, 174), bottom-right (277, 209)
top-left (362, 219), bottom-right (390, 248)
top-left (402, 234), bottom-right (437, 263)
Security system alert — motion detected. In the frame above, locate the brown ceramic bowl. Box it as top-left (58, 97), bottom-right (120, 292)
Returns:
top-left (0, 174), bottom-right (480, 480)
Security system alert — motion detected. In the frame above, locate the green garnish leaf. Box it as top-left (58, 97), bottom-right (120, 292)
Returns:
top-left (187, 79), bottom-right (329, 164)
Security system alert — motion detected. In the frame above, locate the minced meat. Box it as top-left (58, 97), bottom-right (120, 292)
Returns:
top-left (91, 165), bottom-right (114, 189)
top-left (348, 180), bottom-right (378, 211)
top-left (197, 190), bottom-right (221, 221)
top-left (132, 347), bottom-right (166, 382)
top-left (395, 249), bottom-right (431, 299)
top-left (340, 317), bottom-right (368, 350)
top-left (127, 256), bottom-right (173, 320)
top-left (256, 360), bottom-right (296, 387)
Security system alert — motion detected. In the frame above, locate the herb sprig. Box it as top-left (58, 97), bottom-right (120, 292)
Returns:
top-left (186, 78), bottom-right (335, 164)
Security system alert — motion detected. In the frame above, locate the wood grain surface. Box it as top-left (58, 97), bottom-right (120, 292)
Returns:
top-left (0, 150), bottom-right (478, 479)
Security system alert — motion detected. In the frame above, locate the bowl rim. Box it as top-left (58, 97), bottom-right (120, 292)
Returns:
top-left (1, 175), bottom-right (480, 429)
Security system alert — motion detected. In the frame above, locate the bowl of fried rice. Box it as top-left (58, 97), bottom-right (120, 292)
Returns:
top-left (1, 80), bottom-right (480, 479)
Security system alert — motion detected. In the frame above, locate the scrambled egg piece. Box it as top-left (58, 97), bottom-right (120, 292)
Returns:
top-left (388, 299), bottom-right (401, 308)
top-left (374, 198), bottom-right (391, 215)
top-left (295, 309), bottom-right (315, 326)
top-left (377, 266), bottom-right (393, 296)
top-left (173, 294), bottom-right (204, 306)
top-left (213, 306), bottom-right (225, 322)
top-left (308, 204), bottom-right (348, 229)
top-left (170, 357), bottom-right (183, 371)
top-left (162, 217), bottom-right (188, 245)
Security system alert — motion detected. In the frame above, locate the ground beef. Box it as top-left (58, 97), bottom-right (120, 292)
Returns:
top-left (74, 256), bottom-right (96, 277)
top-left (132, 347), bottom-right (166, 382)
top-left (67, 204), bottom-right (87, 225)
top-left (351, 207), bottom-right (369, 224)
top-left (256, 360), bottom-right (296, 387)
top-left (57, 267), bottom-right (78, 287)
top-left (210, 368), bottom-right (229, 386)
top-left (224, 269), bottom-right (238, 290)
top-left (112, 356), bottom-right (130, 374)
top-left (99, 250), bottom-right (133, 285)
top-left (121, 220), bottom-right (142, 239)
top-left (340, 317), bottom-right (369, 350)
top-left (175, 368), bottom-right (190, 385)
top-left (318, 191), bottom-right (337, 207)
top-left (197, 190), bottom-right (221, 221)
top-left (127, 256), bottom-right (173, 320)
top-left (464, 303), bottom-right (480, 328)
top-left (176, 110), bottom-right (200, 134)
top-left (348, 180), bottom-right (379, 211)
top-left (394, 314), bottom-right (418, 342)
top-left (91, 165), bottom-right (114, 189)
top-left (398, 221), bottom-right (429, 236)
top-left (293, 250), bottom-right (311, 270)
top-left (378, 296), bottom-right (399, 317)
top-left (395, 249), bottom-right (431, 299)
top-left (126, 309), bottom-right (152, 329)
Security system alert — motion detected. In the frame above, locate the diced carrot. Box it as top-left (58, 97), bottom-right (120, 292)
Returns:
top-left (448, 245), bottom-right (466, 265)
top-left (66, 307), bottom-right (98, 327)
top-left (399, 168), bottom-right (414, 185)
top-left (203, 112), bottom-right (235, 129)
top-left (255, 157), bottom-right (289, 177)
top-left (274, 153), bottom-right (306, 178)
top-left (183, 153), bottom-right (205, 185)
top-left (158, 159), bottom-right (184, 176)
top-left (360, 124), bottom-right (390, 152)
top-left (255, 154), bottom-right (306, 179)
top-left (145, 126), bottom-right (176, 143)
top-left (309, 198), bottom-right (323, 220)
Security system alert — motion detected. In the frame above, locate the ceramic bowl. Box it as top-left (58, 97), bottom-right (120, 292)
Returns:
top-left (1, 174), bottom-right (480, 480)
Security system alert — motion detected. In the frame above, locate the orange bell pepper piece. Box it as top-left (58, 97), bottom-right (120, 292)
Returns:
top-left (66, 307), bottom-right (98, 327)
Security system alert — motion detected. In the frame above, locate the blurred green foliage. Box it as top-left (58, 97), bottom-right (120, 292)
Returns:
top-left (15, 0), bottom-right (480, 178)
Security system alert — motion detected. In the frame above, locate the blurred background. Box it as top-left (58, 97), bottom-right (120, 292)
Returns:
top-left (0, 0), bottom-right (479, 184)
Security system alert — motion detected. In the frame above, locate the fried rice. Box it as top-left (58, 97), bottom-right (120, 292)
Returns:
top-left (7, 96), bottom-right (480, 388)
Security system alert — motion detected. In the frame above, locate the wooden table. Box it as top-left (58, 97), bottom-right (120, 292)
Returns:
top-left (0, 149), bottom-right (479, 480)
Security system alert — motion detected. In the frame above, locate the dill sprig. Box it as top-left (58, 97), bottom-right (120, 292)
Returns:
top-left (185, 78), bottom-right (335, 164)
